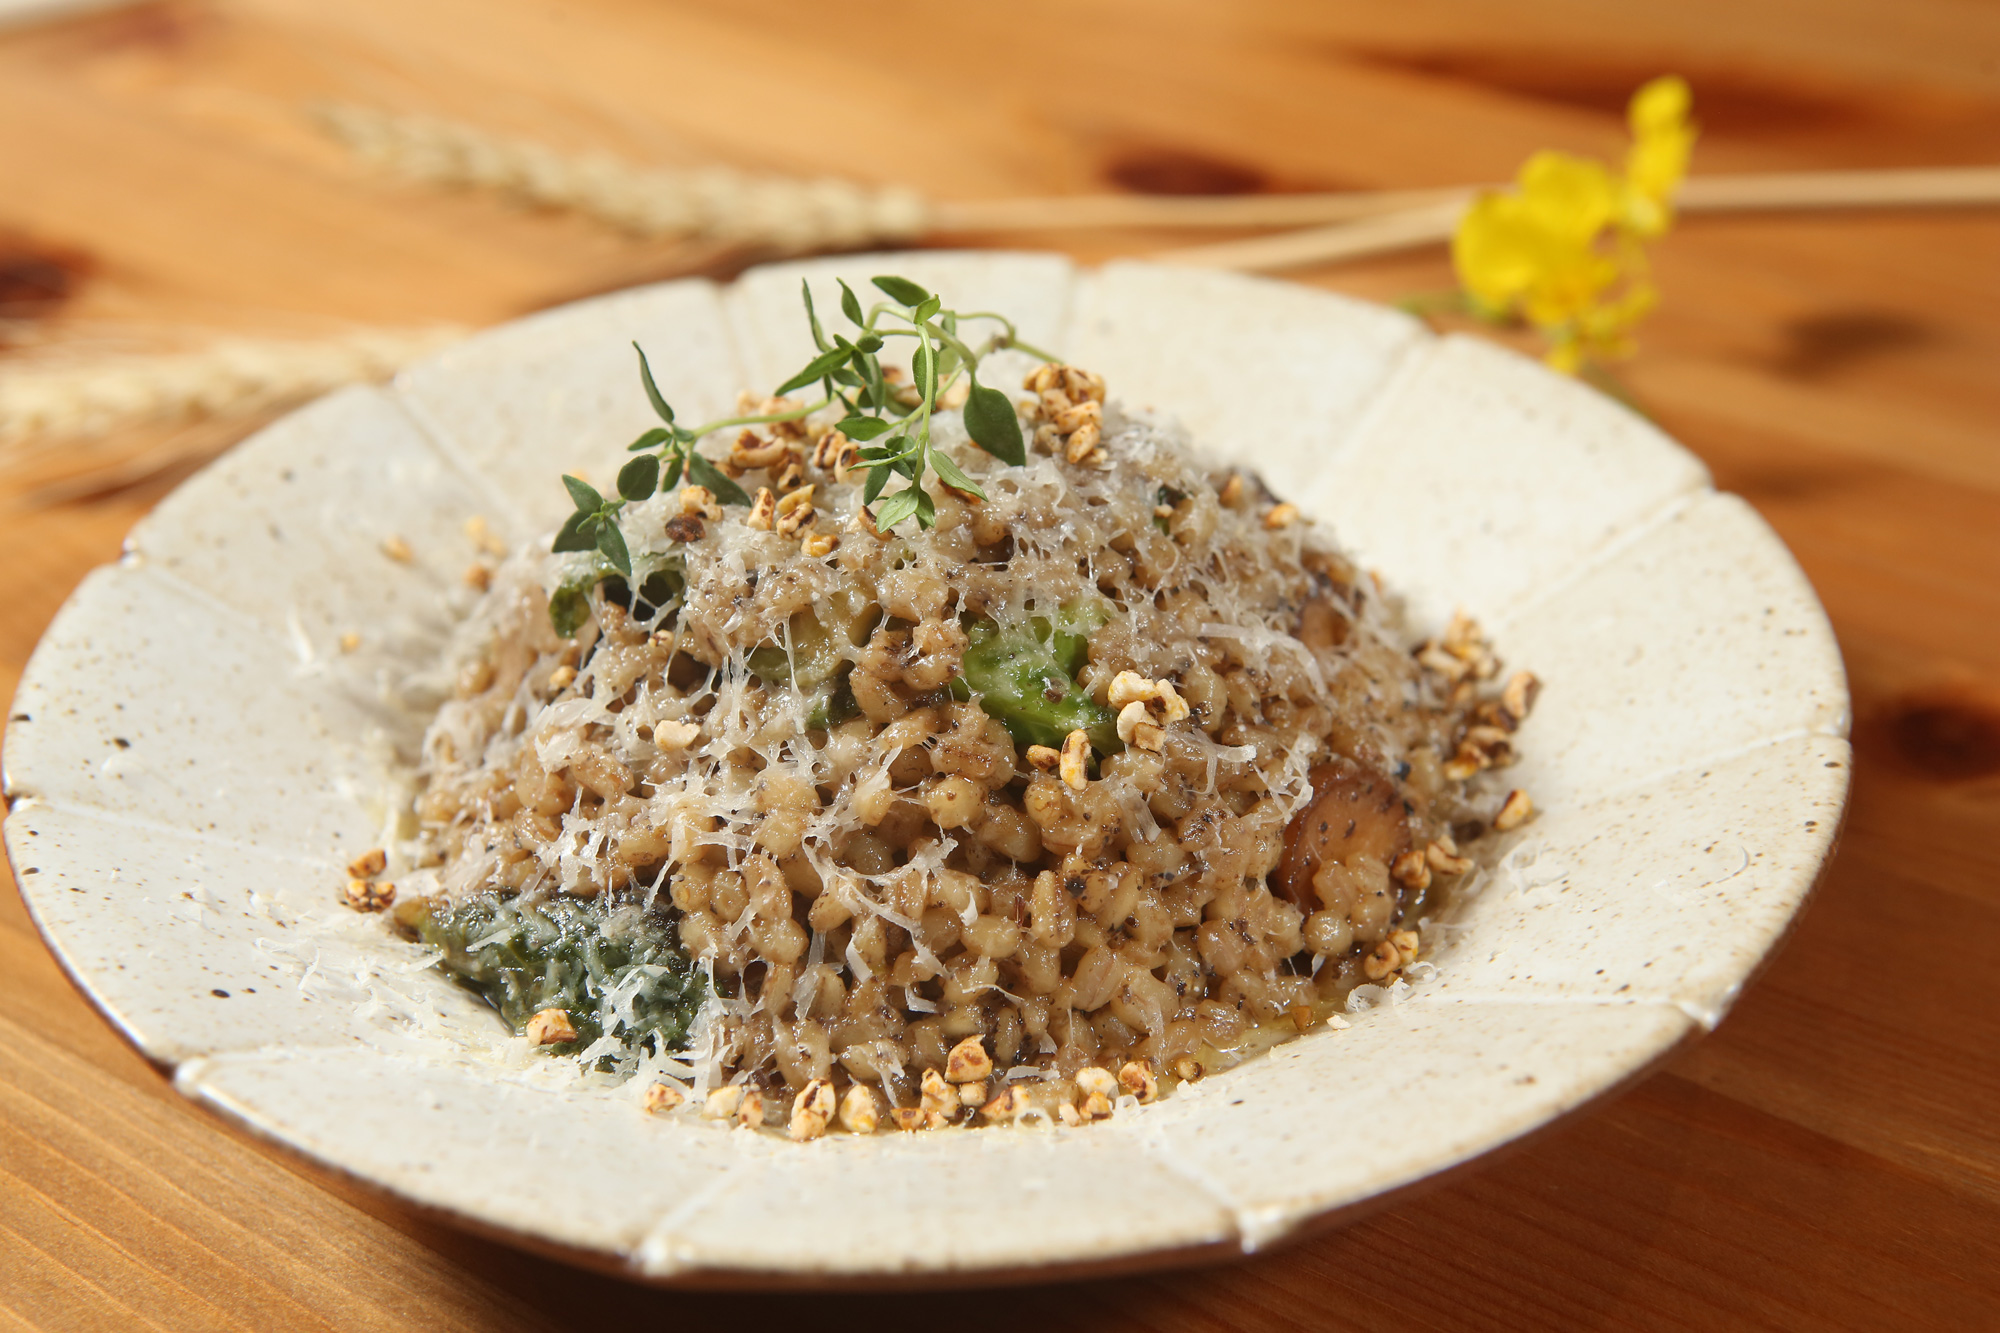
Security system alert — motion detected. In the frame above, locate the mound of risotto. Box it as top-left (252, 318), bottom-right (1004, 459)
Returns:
top-left (374, 287), bottom-right (1536, 1141)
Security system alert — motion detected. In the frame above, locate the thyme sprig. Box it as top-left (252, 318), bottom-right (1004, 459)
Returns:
top-left (548, 274), bottom-right (1050, 630)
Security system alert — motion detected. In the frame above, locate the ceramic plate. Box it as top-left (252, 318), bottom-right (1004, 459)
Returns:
top-left (1, 253), bottom-right (1850, 1284)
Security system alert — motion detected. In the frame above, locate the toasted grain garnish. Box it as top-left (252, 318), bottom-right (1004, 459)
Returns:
top-left (1493, 788), bottom-right (1535, 831)
top-left (524, 1007), bottom-right (577, 1045)
top-left (1059, 729), bottom-right (1091, 790)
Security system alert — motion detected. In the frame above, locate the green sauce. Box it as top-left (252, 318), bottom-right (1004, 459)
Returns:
top-left (402, 891), bottom-right (704, 1061)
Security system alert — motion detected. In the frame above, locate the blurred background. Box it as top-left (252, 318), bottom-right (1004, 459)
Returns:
top-left (1, 0), bottom-right (1995, 1329)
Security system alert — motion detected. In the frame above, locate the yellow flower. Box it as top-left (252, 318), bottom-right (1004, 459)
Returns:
top-left (1624, 75), bottom-right (1696, 238)
top-left (1450, 76), bottom-right (1694, 373)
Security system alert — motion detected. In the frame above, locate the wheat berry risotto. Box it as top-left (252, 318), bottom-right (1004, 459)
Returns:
top-left (349, 278), bottom-right (1539, 1141)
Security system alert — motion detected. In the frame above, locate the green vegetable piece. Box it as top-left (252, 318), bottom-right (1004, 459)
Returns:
top-left (403, 892), bottom-right (704, 1061)
top-left (805, 671), bottom-right (861, 729)
top-left (961, 610), bottom-right (1121, 754)
top-left (1037, 599), bottom-right (1110, 678)
top-left (746, 591), bottom-right (877, 692)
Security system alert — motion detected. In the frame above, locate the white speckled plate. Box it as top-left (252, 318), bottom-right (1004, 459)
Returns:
top-left (1, 253), bottom-right (1850, 1285)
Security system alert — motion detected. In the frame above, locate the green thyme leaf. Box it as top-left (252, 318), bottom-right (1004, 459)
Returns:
top-left (685, 452), bottom-right (750, 506)
top-left (912, 340), bottom-right (937, 402)
top-left (872, 485), bottom-right (921, 530)
top-left (552, 509), bottom-right (597, 554)
top-left (562, 474), bottom-right (605, 513)
top-left (913, 295), bottom-right (942, 324)
top-left (928, 449), bottom-right (986, 501)
top-left (628, 426), bottom-right (672, 453)
top-left (776, 344), bottom-right (853, 396)
top-left (863, 463), bottom-right (892, 504)
top-left (596, 521), bottom-right (632, 575)
top-left (548, 583), bottom-right (592, 637)
top-left (839, 416), bottom-right (893, 441)
top-left (801, 279), bottom-right (829, 351)
top-left (963, 381), bottom-right (1026, 466)
top-left (855, 333), bottom-right (883, 353)
top-left (633, 344), bottom-right (674, 424)
top-left (872, 275), bottom-right (930, 307)
top-left (913, 485), bottom-right (937, 529)
top-left (617, 454), bottom-right (660, 502)
top-left (838, 278), bottom-right (864, 326)
top-left (662, 453), bottom-right (685, 490)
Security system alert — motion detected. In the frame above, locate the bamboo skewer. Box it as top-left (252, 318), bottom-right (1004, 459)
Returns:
top-left (1154, 165), bottom-right (2000, 272)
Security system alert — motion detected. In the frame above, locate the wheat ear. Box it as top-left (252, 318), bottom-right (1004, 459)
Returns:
top-left (313, 103), bottom-right (931, 251)
top-left (0, 325), bottom-right (468, 453)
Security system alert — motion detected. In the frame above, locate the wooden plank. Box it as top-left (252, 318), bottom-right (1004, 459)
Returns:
top-left (0, 0), bottom-right (1996, 1325)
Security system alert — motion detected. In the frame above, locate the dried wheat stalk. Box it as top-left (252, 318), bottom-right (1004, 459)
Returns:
top-left (0, 325), bottom-right (467, 455)
top-left (314, 103), bottom-right (931, 250)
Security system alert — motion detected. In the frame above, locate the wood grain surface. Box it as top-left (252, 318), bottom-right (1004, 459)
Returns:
top-left (3, 1), bottom-right (1997, 1328)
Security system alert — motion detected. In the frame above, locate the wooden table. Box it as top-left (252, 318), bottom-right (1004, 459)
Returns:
top-left (3, 1), bottom-right (1996, 1327)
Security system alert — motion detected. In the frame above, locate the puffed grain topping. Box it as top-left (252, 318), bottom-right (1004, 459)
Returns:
top-left (643, 1082), bottom-right (686, 1114)
top-left (838, 1083), bottom-right (880, 1134)
top-left (524, 1007), bottom-right (577, 1045)
top-left (346, 848), bottom-right (387, 879)
top-left (1059, 729), bottom-right (1091, 791)
top-left (1426, 839), bottom-right (1475, 877)
top-left (1493, 788), bottom-right (1535, 831)
top-left (789, 1078), bottom-right (836, 1141)
top-left (679, 485), bottom-right (723, 520)
top-left (1118, 1059), bottom-right (1158, 1103)
top-left (1390, 848), bottom-right (1432, 891)
top-left (946, 1036), bottom-right (994, 1084)
top-left (1074, 1066), bottom-right (1118, 1098)
top-left (653, 718), bottom-right (702, 750)
top-left (342, 878), bottom-right (395, 912)
top-left (920, 1067), bottom-right (957, 1120)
